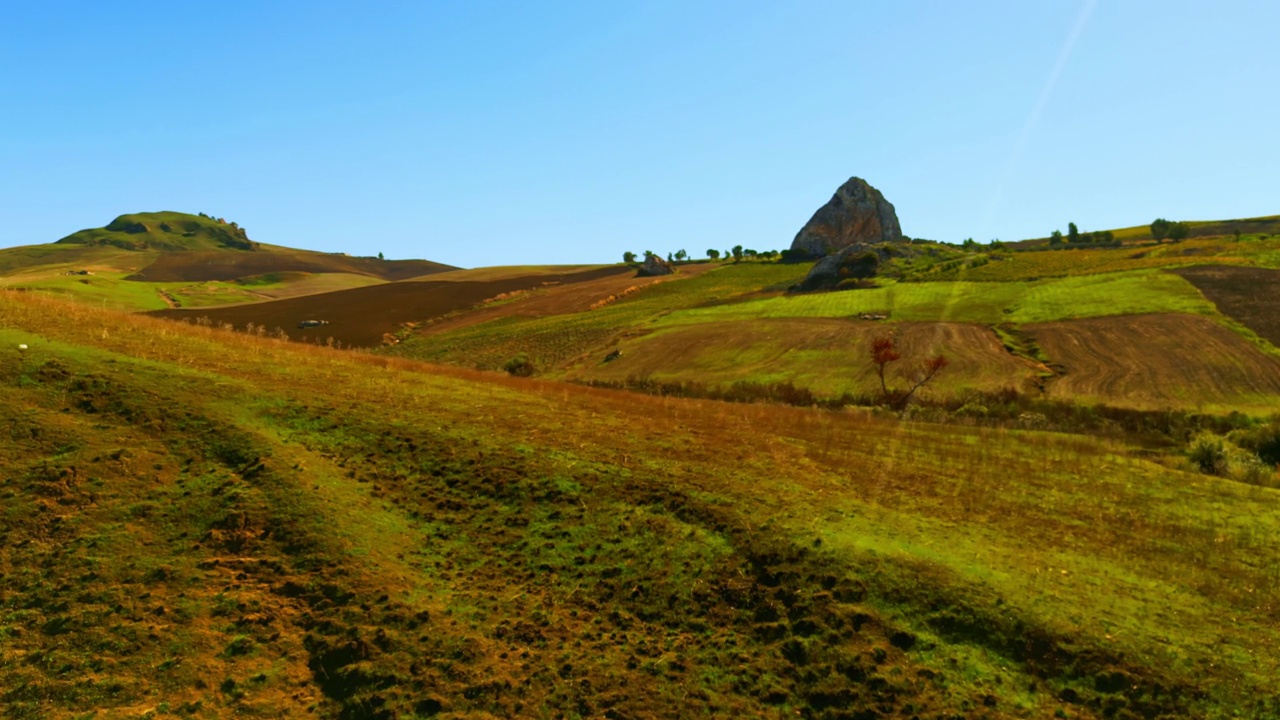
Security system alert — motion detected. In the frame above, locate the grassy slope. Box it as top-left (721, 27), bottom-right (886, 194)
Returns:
top-left (0, 212), bottom-right (454, 311)
top-left (915, 235), bottom-right (1280, 283)
top-left (4, 289), bottom-right (1280, 719)
top-left (396, 258), bottom-right (1280, 411)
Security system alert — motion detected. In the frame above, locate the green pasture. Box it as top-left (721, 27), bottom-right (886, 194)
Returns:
top-left (4, 289), bottom-right (1280, 718)
top-left (656, 270), bottom-right (1219, 327)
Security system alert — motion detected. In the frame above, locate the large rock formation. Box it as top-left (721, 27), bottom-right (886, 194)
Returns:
top-left (789, 177), bottom-right (902, 258)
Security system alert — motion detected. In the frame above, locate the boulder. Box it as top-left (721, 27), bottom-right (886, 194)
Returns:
top-left (790, 177), bottom-right (902, 258)
top-left (636, 254), bottom-right (674, 277)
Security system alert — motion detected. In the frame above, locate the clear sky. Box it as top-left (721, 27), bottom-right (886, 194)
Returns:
top-left (2, 1), bottom-right (1277, 267)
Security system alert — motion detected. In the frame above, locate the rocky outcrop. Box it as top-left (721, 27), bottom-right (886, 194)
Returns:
top-left (106, 218), bottom-right (149, 234)
top-left (790, 177), bottom-right (902, 258)
top-left (636, 254), bottom-right (674, 277)
top-left (795, 243), bottom-right (903, 291)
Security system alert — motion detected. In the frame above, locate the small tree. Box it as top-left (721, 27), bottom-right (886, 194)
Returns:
top-left (674, 249), bottom-right (687, 261)
top-left (731, 245), bottom-right (744, 262)
top-left (1150, 218), bottom-right (1171, 241)
top-left (870, 336), bottom-right (901, 397)
top-left (1067, 222), bottom-right (1079, 244)
top-left (1167, 221), bottom-right (1190, 241)
top-left (706, 249), bottom-right (721, 260)
top-left (378, 251), bottom-right (384, 260)
top-left (1049, 230), bottom-right (1063, 246)
top-left (623, 251), bottom-right (637, 263)
top-left (869, 335), bottom-right (949, 410)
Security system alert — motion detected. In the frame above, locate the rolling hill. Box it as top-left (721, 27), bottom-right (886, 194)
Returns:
top-left (4, 286), bottom-right (1280, 719)
top-left (0, 211), bottom-right (456, 310)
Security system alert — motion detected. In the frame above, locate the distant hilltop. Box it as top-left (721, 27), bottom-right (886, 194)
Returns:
top-left (57, 211), bottom-right (258, 252)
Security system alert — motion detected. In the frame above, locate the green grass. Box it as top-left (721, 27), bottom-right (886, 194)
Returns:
top-left (11, 272), bottom-right (172, 310)
top-left (652, 270), bottom-right (1218, 327)
top-left (908, 234), bottom-right (1280, 282)
top-left (5, 289), bottom-right (1280, 718)
top-left (56, 210), bottom-right (258, 252)
top-left (393, 261), bottom-right (809, 370)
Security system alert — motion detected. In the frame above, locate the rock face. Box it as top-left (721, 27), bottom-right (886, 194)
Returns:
top-left (796, 243), bottom-right (900, 291)
top-left (636, 254), bottom-right (674, 277)
top-left (790, 177), bottom-right (902, 258)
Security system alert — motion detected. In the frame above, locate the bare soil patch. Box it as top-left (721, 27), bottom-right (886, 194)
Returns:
top-left (128, 249), bottom-right (454, 282)
top-left (151, 266), bottom-right (630, 347)
top-left (1028, 312), bottom-right (1280, 408)
top-left (1173, 265), bottom-right (1280, 346)
top-left (420, 261), bottom-right (723, 337)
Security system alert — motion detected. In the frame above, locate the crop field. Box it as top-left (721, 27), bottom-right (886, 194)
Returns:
top-left (153, 265), bottom-right (631, 347)
top-left (412, 264), bottom-right (617, 282)
top-left (0, 243), bottom-right (159, 277)
top-left (4, 288), bottom-right (1280, 718)
top-left (1175, 265), bottom-right (1280, 347)
top-left (564, 318), bottom-right (1041, 398)
top-left (126, 246), bottom-right (452, 283)
top-left (418, 261), bottom-right (724, 337)
top-left (395, 261), bottom-right (809, 369)
top-left (656, 270), bottom-right (1218, 326)
top-left (1027, 313), bottom-right (1280, 411)
top-left (912, 235), bottom-right (1280, 282)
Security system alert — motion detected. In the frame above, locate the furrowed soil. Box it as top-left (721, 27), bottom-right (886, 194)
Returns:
top-left (126, 248), bottom-right (454, 283)
top-left (564, 318), bottom-right (1043, 398)
top-left (1173, 265), bottom-right (1280, 346)
top-left (5, 289), bottom-right (1280, 719)
top-left (148, 266), bottom-right (631, 347)
top-left (1028, 312), bottom-right (1280, 409)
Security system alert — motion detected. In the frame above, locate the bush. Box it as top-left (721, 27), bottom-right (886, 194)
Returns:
top-left (1228, 421), bottom-right (1280, 467)
top-left (503, 355), bottom-right (535, 377)
top-left (1188, 432), bottom-right (1230, 476)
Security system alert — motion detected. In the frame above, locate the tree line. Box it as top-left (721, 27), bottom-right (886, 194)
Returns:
top-left (622, 245), bottom-right (785, 264)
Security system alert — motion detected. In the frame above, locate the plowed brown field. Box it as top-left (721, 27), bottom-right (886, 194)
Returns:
top-left (1028, 313), bottom-right (1280, 409)
top-left (127, 247), bottom-right (454, 282)
top-left (1174, 265), bottom-right (1280, 346)
top-left (565, 318), bottom-right (1042, 397)
top-left (419, 261), bottom-right (724, 337)
top-left (150, 266), bottom-right (630, 347)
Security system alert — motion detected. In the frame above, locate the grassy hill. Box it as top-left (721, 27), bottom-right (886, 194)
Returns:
top-left (355, 232), bottom-right (1280, 414)
top-left (0, 212), bottom-right (456, 311)
top-left (4, 287), bottom-right (1280, 719)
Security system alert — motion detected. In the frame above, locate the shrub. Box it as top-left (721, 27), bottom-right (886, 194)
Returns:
top-left (1228, 421), bottom-right (1280, 467)
top-left (1188, 432), bottom-right (1230, 476)
top-left (503, 355), bottom-right (535, 377)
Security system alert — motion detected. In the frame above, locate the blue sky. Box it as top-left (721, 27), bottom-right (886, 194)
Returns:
top-left (2, 1), bottom-right (1277, 267)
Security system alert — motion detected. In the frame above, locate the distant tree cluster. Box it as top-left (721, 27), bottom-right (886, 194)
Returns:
top-left (1048, 222), bottom-right (1115, 247)
top-left (1150, 218), bottom-right (1190, 241)
top-left (621, 246), bottom-right (781, 264)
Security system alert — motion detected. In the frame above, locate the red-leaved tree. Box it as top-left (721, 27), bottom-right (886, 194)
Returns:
top-left (869, 335), bottom-right (948, 409)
